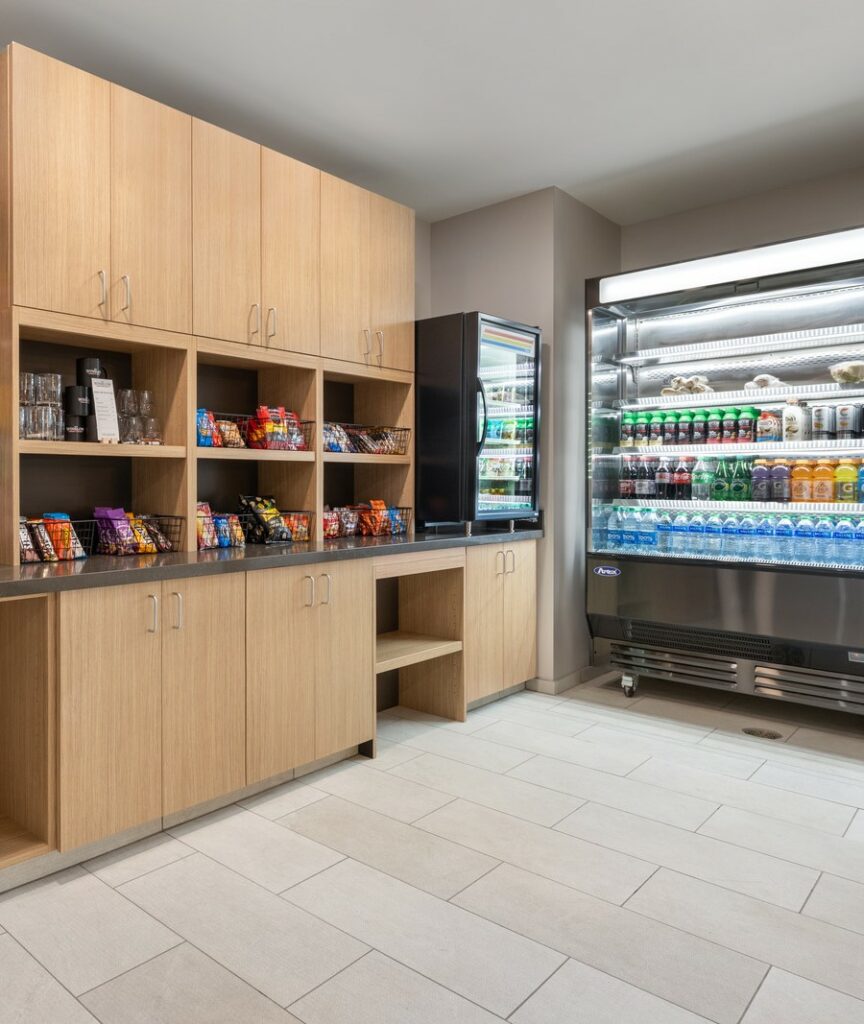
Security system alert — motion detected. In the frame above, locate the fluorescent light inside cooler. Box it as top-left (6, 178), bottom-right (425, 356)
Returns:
top-left (599, 227), bottom-right (864, 303)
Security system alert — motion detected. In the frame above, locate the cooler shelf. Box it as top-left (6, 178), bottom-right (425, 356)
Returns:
top-left (621, 382), bottom-right (864, 411)
top-left (606, 498), bottom-right (864, 515)
top-left (592, 546), bottom-right (864, 573)
top-left (598, 440), bottom-right (864, 458)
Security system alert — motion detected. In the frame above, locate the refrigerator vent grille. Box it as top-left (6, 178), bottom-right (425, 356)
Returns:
top-left (755, 665), bottom-right (864, 713)
top-left (625, 621), bottom-right (776, 661)
top-left (611, 643), bottom-right (737, 690)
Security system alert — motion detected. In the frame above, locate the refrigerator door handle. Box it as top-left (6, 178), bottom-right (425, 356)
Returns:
top-left (477, 377), bottom-right (489, 453)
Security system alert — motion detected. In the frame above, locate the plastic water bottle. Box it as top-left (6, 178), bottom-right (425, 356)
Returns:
top-left (704, 513), bottom-right (724, 556)
top-left (655, 511), bottom-right (673, 553)
top-left (793, 514), bottom-right (816, 564)
top-left (687, 512), bottom-right (705, 556)
top-left (638, 509), bottom-right (658, 554)
top-left (672, 512), bottom-right (690, 554)
top-left (854, 520), bottom-right (864, 568)
top-left (753, 514), bottom-right (775, 562)
top-left (814, 516), bottom-right (835, 563)
top-left (721, 513), bottom-right (739, 559)
top-left (834, 516), bottom-right (856, 564)
top-left (606, 508), bottom-right (623, 550)
top-left (621, 509), bottom-right (640, 549)
top-left (774, 512), bottom-right (795, 562)
top-left (592, 505), bottom-right (611, 551)
top-left (738, 513), bottom-right (757, 560)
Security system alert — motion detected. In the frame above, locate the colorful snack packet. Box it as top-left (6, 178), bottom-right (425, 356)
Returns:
top-left (94, 506), bottom-right (139, 555)
top-left (196, 502), bottom-right (219, 550)
top-left (19, 518), bottom-right (41, 562)
top-left (226, 513), bottom-right (246, 547)
top-left (27, 519), bottom-right (58, 561)
top-left (213, 514), bottom-right (232, 548)
top-left (142, 516), bottom-right (174, 552)
top-left (127, 513), bottom-right (157, 554)
top-left (43, 513), bottom-right (87, 559)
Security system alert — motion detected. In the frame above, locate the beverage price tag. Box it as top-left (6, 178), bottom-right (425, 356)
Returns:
top-left (90, 377), bottom-right (120, 442)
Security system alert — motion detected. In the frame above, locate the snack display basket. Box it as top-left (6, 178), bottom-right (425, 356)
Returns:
top-left (322, 506), bottom-right (412, 538)
top-left (82, 514), bottom-right (183, 556)
top-left (200, 411), bottom-right (314, 451)
top-left (195, 509), bottom-right (313, 549)
top-left (323, 422), bottom-right (411, 455)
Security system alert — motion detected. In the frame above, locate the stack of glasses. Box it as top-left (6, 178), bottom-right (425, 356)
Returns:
top-left (19, 372), bottom-right (64, 440)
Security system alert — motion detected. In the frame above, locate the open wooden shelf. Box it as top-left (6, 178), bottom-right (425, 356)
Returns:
top-left (196, 447), bottom-right (315, 462)
top-left (376, 630), bottom-right (463, 673)
top-left (19, 441), bottom-right (186, 458)
top-left (323, 452), bottom-right (410, 465)
top-left (0, 813), bottom-right (50, 870)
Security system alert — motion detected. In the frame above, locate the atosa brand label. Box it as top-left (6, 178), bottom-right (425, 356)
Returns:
top-left (593, 565), bottom-right (622, 577)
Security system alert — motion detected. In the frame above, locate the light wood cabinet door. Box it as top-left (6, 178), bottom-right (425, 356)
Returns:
top-left (370, 193), bottom-right (415, 372)
top-left (262, 149), bottom-right (320, 355)
top-left (111, 86), bottom-right (191, 332)
top-left (246, 566), bottom-right (317, 783)
top-left (161, 575), bottom-right (246, 815)
top-left (315, 560), bottom-right (374, 758)
top-left (464, 545), bottom-right (506, 703)
top-left (193, 119), bottom-right (261, 344)
top-left (320, 173), bottom-right (371, 364)
top-left (10, 45), bottom-right (110, 318)
top-left (58, 583), bottom-right (162, 850)
top-left (503, 541), bottom-right (537, 687)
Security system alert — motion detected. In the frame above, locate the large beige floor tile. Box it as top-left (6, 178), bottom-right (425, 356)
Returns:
top-left (698, 732), bottom-right (864, 782)
top-left (741, 968), bottom-right (864, 1024)
top-left (391, 752), bottom-right (583, 826)
top-left (465, 701), bottom-right (597, 737)
top-left (511, 755), bottom-right (717, 829)
top-left (168, 806), bottom-right (343, 893)
top-left (239, 780), bottom-right (329, 820)
top-left (553, 698), bottom-right (717, 742)
top-left (289, 950), bottom-right (502, 1024)
top-left (84, 834), bottom-right (194, 888)
top-left (284, 859), bottom-right (563, 1018)
top-left (470, 720), bottom-right (648, 775)
top-left (783, 724), bottom-right (864, 763)
top-left (385, 705), bottom-right (501, 735)
top-left (511, 957), bottom-right (712, 1024)
top-left (0, 867), bottom-right (179, 996)
top-left (417, 799), bottom-right (654, 904)
top-left (750, 761), bottom-right (864, 809)
top-left (307, 759), bottom-right (453, 822)
top-left (453, 863), bottom-right (765, 1024)
top-left (621, 697), bottom-right (800, 742)
top-left (81, 943), bottom-right (299, 1023)
top-left (803, 873), bottom-right (864, 935)
top-left (700, 805), bottom-right (864, 883)
top-left (559, 802), bottom-right (816, 910)
top-left (627, 868), bottom-right (864, 1001)
top-left (280, 796), bottom-right (496, 899)
top-left (382, 723), bottom-right (535, 773)
top-left (0, 933), bottom-right (97, 1023)
top-left (631, 757), bottom-right (855, 835)
top-left (120, 854), bottom-right (367, 1006)
top-left (847, 809), bottom-right (864, 840)
top-left (365, 738), bottom-right (425, 771)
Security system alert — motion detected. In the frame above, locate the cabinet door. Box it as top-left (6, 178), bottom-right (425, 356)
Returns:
top-left (246, 566), bottom-right (317, 783)
top-left (261, 148), bottom-right (320, 355)
top-left (161, 575), bottom-right (246, 816)
top-left (315, 560), bottom-right (374, 758)
top-left (10, 45), bottom-right (110, 318)
top-left (464, 545), bottom-right (505, 703)
top-left (370, 194), bottom-right (415, 372)
top-left (58, 584), bottom-right (161, 850)
top-left (320, 173), bottom-right (371, 364)
top-left (111, 86), bottom-right (192, 332)
top-left (504, 542), bottom-right (537, 687)
top-left (192, 119), bottom-right (261, 343)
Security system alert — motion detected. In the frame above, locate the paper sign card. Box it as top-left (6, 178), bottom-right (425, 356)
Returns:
top-left (90, 377), bottom-right (120, 442)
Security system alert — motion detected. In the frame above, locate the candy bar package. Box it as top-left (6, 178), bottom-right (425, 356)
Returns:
top-left (27, 519), bottom-right (58, 561)
top-left (213, 514), bottom-right (233, 548)
top-left (239, 494), bottom-right (292, 543)
top-left (216, 419), bottom-right (245, 448)
top-left (127, 514), bottom-right (157, 554)
top-left (282, 511), bottom-right (311, 542)
top-left (94, 506), bottom-right (139, 555)
top-left (284, 410), bottom-right (308, 450)
top-left (321, 507), bottom-right (358, 538)
top-left (196, 502), bottom-right (219, 550)
top-left (323, 422), bottom-right (354, 453)
top-left (19, 518), bottom-right (41, 562)
top-left (349, 426), bottom-right (399, 455)
top-left (322, 510), bottom-right (341, 538)
top-left (142, 516), bottom-right (174, 553)
top-left (226, 513), bottom-right (246, 547)
top-left (43, 513), bottom-right (86, 560)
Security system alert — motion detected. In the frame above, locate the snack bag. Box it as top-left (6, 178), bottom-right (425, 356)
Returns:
top-left (322, 510), bottom-right (341, 538)
top-left (338, 507), bottom-right (359, 536)
top-left (127, 513), bottom-right (157, 554)
top-left (216, 419), bottom-right (245, 448)
top-left (226, 513), bottom-right (246, 547)
top-left (196, 408), bottom-right (213, 447)
top-left (43, 513), bottom-right (87, 560)
top-left (27, 519), bottom-right (58, 561)
top-left (213, 514), bottom-right (232, 548)
top-left (196, 502), bottom-right (219, 550)
top-left (323, 422), bottom-right (353, 453)
top-left (94, 506), bottom-right (139, 555)
top-left (242, 494), bottom-right (291, 543)
top-left (358, 499), bottom-right (389, 536)
top-left (284, 411), bottom-right (307, 450)
top-left (282, 511), bottom-right (311, 542)
top-left (142, 516), bottom-right (174, 552)
top-left (19, 518), bottom-right (41, 562)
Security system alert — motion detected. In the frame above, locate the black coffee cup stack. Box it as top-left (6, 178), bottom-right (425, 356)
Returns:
top-left (67, 357), bottom-right (104, 442)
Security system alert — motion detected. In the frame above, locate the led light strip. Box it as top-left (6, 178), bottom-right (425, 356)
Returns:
top-left (601, 441), bottom-right (864, 457)
top-left (591, 546), bottom-right (864, 572)
top-left (606, 498), bottom-right (864, 514)
top-left (620, 382), bottom-right (864, 410)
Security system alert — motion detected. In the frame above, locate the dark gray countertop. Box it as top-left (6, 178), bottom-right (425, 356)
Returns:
top-left (2, 529), bottom-right (543, 597)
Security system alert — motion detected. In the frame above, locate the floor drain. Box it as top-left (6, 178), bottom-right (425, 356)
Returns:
top-left (742, 727), bottom-right (783, 740)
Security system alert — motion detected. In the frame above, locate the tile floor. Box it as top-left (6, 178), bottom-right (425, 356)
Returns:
top-left (2, 678), bottom-right (864, 1023)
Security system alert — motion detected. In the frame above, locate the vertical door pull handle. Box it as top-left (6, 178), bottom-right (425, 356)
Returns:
top-left (98, 269), bottom-right (107, 308)
top-left (266, 306), bottom-right (277, 342)
top-left (363, 329), bottom-right (372, 360)
top-left (171, 591), bottom-right (183, 630)
top-left (376, 330), bottom-right (384, 366)
top-left (121, 274), bottom-right (131, 312)
top-left (303, 575), bottom-right (316, 607)
top-left (319, 573), bottom-right (332, 605)
top-left (495, 550), bottom-right (505, 576)
top-left (250, 303), bottom-right (261, 337)
top-left (505, 550), bottom-right (515, 574)
top-left (147, 594), bottom-right (159, 633)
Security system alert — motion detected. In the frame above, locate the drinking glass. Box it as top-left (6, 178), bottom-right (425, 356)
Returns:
top-left (121, 414), bottom-right (144, 444)
top-left (26, 405), bottom-right (51, 440)
top-left (19, 372), bottom-right (35, 406)
top-left (137, 390), bottom-right (155, 416)
top-left (53, 408), bottom-right (65, 441)
top-left (143, 416), bottom-right (163, 445)
top-left (19, 406), bottom-right (26, 438)
top-left (36, 373), bottom-right (62, 407)
top-left (117, 389), bottom-right (139, 417)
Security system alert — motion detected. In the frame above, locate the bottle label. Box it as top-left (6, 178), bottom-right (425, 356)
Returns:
top-left (791, 481), bottom-right (812, 501)
top-left (691, 425), bottom-right (706, 444)
top-left (836, 481), bottom-right (856, 502)
top-left (711, 482), bottom-right (729, 500)
top-left (635, 481), bottom-right (655, 496)
top-left (730, 482), bottom-right (750, 500)
top-left (813, 481), bottom-right (834, 502)
top-left (751, 481), bottom-right (771, 502)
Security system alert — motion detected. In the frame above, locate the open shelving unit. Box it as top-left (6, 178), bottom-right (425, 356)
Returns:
top-left (375, 632), bottom-right (463, 673)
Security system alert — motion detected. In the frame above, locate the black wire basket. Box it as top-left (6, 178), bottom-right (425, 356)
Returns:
top-left (323, 422), bottom-right (411, 456)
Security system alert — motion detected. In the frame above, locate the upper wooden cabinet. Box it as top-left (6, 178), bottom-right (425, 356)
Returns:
top-left (9, 45), bottom-right (111, 319)
top-left (192, 118), bottom-right (262, 344)
top-left (261, 149), bottom-right (321, 355)
top-left (111, 86), bottom-right (192, 333)
top-left (321, 174), bottom-right (415, 371)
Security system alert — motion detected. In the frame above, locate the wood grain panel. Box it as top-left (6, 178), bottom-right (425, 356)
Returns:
top-left (464, 544), bottom-right (505, 703)
top-left (504, 540), bottom-right (537, 686)
top-left (369, 193), bottom-right (415, 371)
top-left (0, 49), bottom-right (9, 310)
top-left (320, 173), bottom-right (370, 364)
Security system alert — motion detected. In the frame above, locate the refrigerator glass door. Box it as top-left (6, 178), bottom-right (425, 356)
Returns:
top-left (476, 320), bottom-right (537, 516)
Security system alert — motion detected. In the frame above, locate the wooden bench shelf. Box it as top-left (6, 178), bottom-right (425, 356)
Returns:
top-left (375, 631), bottom-right (463, 673)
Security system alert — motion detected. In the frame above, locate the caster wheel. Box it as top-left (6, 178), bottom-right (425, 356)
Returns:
top-left (623, 685), bottom-right (637, 698)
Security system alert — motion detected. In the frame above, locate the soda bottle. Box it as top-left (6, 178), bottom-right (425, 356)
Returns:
top-left (737, 407), bottom-right (759, 444)
top-left (606, 507), bottom-right (624, 549)
top-left (794, 515), bottom-right (816, 564)
top-left (655, 456), bottom-right (673, 500)
top-left (692, 456), bottom-right (715, 501)
top-left (711, 457), bottom-right (731, 501)
top-left (638, 510), bottom-right (658, 553)
top-left (753, 514), bottom-right (775, 561)
top-left (833, 516), bottom-right (856, 564)
top-left (619, 456), bottom-right (636, 499)
top-left (738, 513), bottom-right (757, 559)
top-left (672, 512), bottom-right (691, 554)
top-left (730, 456), bottom-right (751, 501)
top-left (673, 458), bottom-right (692, 501)
top-left (635, 457), bottom-right (656, 498)
top-left (706, 409), bottom-right (724, 445)
top-left (774, 512), bottom-right (795, 561)
top-left (649, 413), bottom-right (665, 447)
top-left (676, 410), bottom-right (694, 445)
top-left (834, 458), bottom-right (857, 503)
top-left (634, 411), bottom-right (651, 446)
top-left (722, 408), bottom-right (740, 444)
top-left (704, 513), bottom-right (724, 556)
top-left (655, 511), bottom-right (673, 553)
top-left (814, 516), bottom-right (835, 563)
top-left (691, 409), bottom-right (708, 445)
top-left (662, 412), bottom-right (679, 446)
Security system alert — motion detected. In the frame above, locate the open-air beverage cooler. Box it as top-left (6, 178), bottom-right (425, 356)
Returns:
top-left (587, 227), bottom-right (864, 713)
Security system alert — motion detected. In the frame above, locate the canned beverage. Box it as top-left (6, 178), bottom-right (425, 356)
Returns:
top-left (836, 403), bottom-right (861, 440)
top-left (811, 405), bottom-right (836, 439)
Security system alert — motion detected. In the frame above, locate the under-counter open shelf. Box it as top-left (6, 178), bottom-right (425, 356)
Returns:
top-left (376, 631), bottom-right (463, 673)
top-left (323, 452), bottom-right (411, 465)
top-left (20, 441), bottom-right (187, 458)
top-left (196, 447), bottom-right (315, 462)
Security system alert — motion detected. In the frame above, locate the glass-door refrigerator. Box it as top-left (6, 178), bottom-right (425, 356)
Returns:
top-left (416, 312), bottom-right (540, 527)
top-left (587, 227), bottom-right (864, 714)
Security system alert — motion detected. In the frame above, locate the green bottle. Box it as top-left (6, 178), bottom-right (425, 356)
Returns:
top-left (730, 456), bottom-right (751, 501)
top-left (711, 457), bottom-right (731, 501)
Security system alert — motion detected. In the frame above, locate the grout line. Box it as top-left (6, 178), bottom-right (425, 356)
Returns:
top-left (733, 963), bottom-right (772, 1024)
top-left (798, 870), bottom-right (824, 916)
top-left (503, 955), bottom-right (568, 1020)
top-left (445, 859), bottom-right (503, 904)
top-left (842, 810), bottom-right (861, 838)
top-left (620, 864), bottom-right (663, 908)
top-left (1, 925), bottom-right (104, 1009)
top-left (75, 939), bottom-right (187, 999)
top-left (284, 947), bottom-right (373, 1012)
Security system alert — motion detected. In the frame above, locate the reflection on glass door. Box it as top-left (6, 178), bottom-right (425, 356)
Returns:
top-left (477, 320), bottom-right (537, 515)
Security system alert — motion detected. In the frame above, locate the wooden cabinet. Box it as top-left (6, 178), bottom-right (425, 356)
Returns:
top-left (465, 541), bottom-right (537, 703)
top-left (370, 192), bottom-right (415, 372)
top-left (10, 45), bottom-right (111, 318)
top-left (161, 575), bottom-right (246, 815)
top-left (58, 583), bottom-right (162, 850)
top-left (111, 86), bottom-right (192, 333)
top-left (261, 149), bottom-right (320, 355)
top-left (193, 119), bottom-right (261, 344)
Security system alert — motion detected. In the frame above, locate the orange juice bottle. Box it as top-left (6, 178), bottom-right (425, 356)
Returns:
top-left (835, 458), bottom-right (858, 503)
top-left (812, 459), bottom-right (836, 503)
top-left (790, 460), bottom-right (813, 502)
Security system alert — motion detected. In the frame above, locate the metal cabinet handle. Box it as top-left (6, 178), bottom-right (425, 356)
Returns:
top-left (147, 593), bottom-right (159, 633)
top-left (250, 303), bottom-right (261, 337)
top-left (376, 330), bottom-right (384, 367)
top-left (495, 550), bottom-right (505, 576)
top-left (505, 550), bottom-right (515, 574)
top-left (121, 274), bottom-right (131, 312)
top-left (363, 329), bottom-right (372, 361)
top-left (319, 573), bottom-right (332, 605)
top-left (303, 575), bottom-right (316, 607)
top-left (266, 306), bottom-right (277, 343)
top-left (98, 269), bottom-right (107, 308)
top-left (171, 591), bottom-right (183, 630)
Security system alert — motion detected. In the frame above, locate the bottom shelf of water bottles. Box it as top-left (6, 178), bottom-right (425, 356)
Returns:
top-left (591, 500), bottom-right (864, 572)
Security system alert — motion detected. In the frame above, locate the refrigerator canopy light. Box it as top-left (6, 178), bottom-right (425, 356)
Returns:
top-left (599, 227), bottom-right (864, 304)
